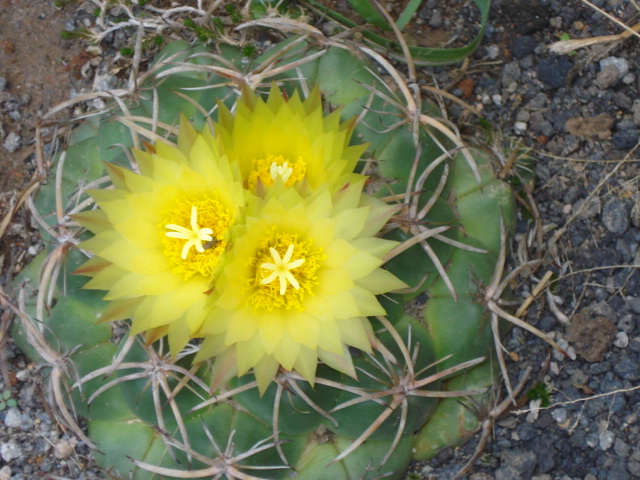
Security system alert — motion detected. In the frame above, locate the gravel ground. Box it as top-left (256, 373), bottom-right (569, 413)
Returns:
top-left (1, 1), bottom-right (639, 479)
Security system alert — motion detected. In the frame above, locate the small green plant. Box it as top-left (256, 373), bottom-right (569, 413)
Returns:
top-left (59, 28), bottom-right (93, 40)
top-left (119, 47), bottom-right (134, 57)
top-left (54, 0), bottom-right (77, 7)
top-left (183, 18), bottom-right (220, 43)
top-left (0, 389), bottom-right (16, 411)
top-left (404, 472), bottom-right (422, 480)
top-left (527, 382), bottom-right (552, 407)
top-left (481, 454), bottom-right (493, 465)
top-left (225, 3), bottom-right (242, 24)
top-left (241, 42), bottom-right (257, 58)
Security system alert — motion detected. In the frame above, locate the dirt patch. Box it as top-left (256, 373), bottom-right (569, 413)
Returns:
top-left (0, 0), bottom-right (85, 194)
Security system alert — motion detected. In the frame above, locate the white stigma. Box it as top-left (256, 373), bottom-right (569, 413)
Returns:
top-left (269, 161), bottom-right (293, 184)
top-left (260, 244), bottom-right (306, 295)
top-left (165, 205), bottom-right (213, 259)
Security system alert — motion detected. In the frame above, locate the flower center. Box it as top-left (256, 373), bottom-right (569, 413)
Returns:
top-left (248, 154), bottom-right (306, 192)
top-left (161, 196), bottom-right (232, 280)
top-left (248, 230), bottom-right (324, 311)
top-left (165, 206), bottom-right (214, 260)
top-left (260, 244), bottom-right (306, 295)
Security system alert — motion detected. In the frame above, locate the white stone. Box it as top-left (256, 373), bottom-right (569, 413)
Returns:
top-left (54, 438), bottom-right (76, 459)
top-left (613, 331), bottom-right (629, 348)
top-left (514, 122), bottom-right (527, 135)
top-left (3, 407), bottom-right (21, 429)
top-left (0, 465), bottom-right (10, 480)
top-left (599, 430), bottom-right (615, 451)
top-left (600, 56), bottom-right (629, 78)
top-left (3, 132), bottom-right (21, 153)
top-left (552, 408), bottom-right (567, 424)
top-left (0, 441), bottom-right (22, 462)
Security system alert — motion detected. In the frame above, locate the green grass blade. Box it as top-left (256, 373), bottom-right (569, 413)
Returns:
top-left (346, 0), bottom-right (390, 30)
top-left (303, 0), bottom-right (491, 65)
top-left (396, 0), bottom-right (424, 31)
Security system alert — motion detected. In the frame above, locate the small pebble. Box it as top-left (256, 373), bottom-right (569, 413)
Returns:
top-left (0, 466), bottom-right (9, 480)
top-left (511, 35), bottom-right (537, 58)
top-left (599, 430), bottom-right (615, 451)
top-left (0, 441), bottom-right (23, 462)
top-left (575, 196), bottom-right (601, 219)
top-left (602, 198), bottom-right (630, 234)
top-left (618, 313), bottom-right (636, 333)
top-left (428, 10), bottom-right (443, 28)
top-left (514, 121), bottom-right (527, 134)
top-left (596, 64), bottom-right (623, 89)
top-left (613, 331), bottom-right (629, 348)
top-left (612, 127), bottom-right (640, 150)
top-left (3, 408), bottom-right (21, 429)
top-left (551, 408), bottom-right (568, 424)
top-left (613, 355), bottom-right (640, 380)
top-left (536, 55), bottom-right (572, 89)
top-left (614, 438), bottom-right (630, 457)
top-left (600, 56), bottom-right (629, 78)
top-left (3, 132), bottom-right (21, 153)
top-left (486, 44), bottom-right (500, 59)
top-left (516, 110), bottom-right (530, 122)
top-left (92, 72), bottom-right (117, 92)
top-left (53, 439), bottom-right (75, 460)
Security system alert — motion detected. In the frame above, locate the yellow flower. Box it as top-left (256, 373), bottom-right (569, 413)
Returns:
top-left (74, 118), bottom-right (245, 356)
top-left (215, 84), bottom-right (367, 196)
top-left (196, 182), bottom-right (406, 393)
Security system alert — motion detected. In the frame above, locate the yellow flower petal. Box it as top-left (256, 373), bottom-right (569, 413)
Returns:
top-left (271, 331), bottom-right (300, 371)
top-left (225, 308), bottom-right (259, 344)
top-left (77, 120), bottom-right (245, 353)
top-left (318, 346), bottom-right (357, 379)
top-left (293, 347), bottom-right (318, 385)
top-left (258, 311), bottom-right (284, 354)
top-left (215, 84), bottom-right (363, 197)
top-left (236, 334), bottom-right (266, 376)
top-left (287, 312), bottom-right (320, 350)
top-left (253, 355), bottom-right (280, 395)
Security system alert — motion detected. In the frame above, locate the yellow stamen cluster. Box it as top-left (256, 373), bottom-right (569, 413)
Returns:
top-left (247, 154), bottom-right (306, 192)
top-left (248, 230), bottom-right (324, 311)
top-left (161, 196), bottom-right (232, 279)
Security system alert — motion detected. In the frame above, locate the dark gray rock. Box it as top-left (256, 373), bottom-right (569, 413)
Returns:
top-left (605, 459), bottom-right (631, 480)
top-left (511, 36), bottom-right (536, 58)
top-left (502, 62), bottom-right (521, 86)
top-left (612, 354), bottom-right (640, 380)
top-left (614, 438), bottom-right (630, 457)
top-left (630, 194), bottom-right (640, 228)
top-left (612, 127), bottom-right (640, 150)
top-left (618, 313), bottom-right (636, 333)
top-left (536, 56), bottom-right (572, 89)
top-left (613, 91), bottom-right (633, 110)
top-left (496, 450), bottom-right (537, 480)
top-left (529, 111), bottom-right (555, 136)
top-left (602, 198), bottom-right (630, 234)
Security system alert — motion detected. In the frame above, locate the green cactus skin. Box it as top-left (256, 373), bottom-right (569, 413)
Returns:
top-left (11, 33), bottom-right (516, 480)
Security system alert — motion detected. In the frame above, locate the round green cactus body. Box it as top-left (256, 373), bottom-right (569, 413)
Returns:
top-left (11, 18), bottom-right (517, 479)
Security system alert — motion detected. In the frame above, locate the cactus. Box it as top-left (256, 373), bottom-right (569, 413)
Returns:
top-left (6, 5), bottom-right (526, 480)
